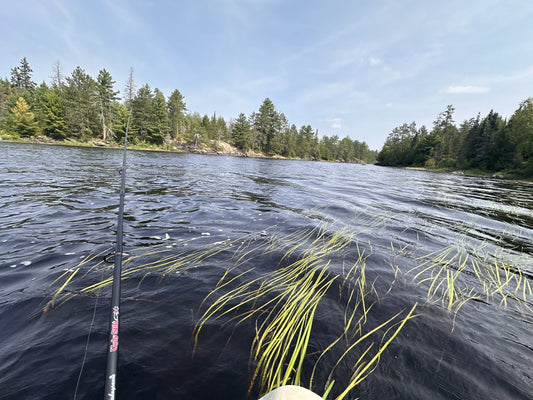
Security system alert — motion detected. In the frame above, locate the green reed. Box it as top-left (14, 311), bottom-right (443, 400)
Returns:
top-left (407, 235), bottom-right (532, 318)
top-left (44, 236), bottom-right (235, 311)
top-left (194, 223), bottom-right (416, 399)
top-left (47, 216), bottom-right (418, 399)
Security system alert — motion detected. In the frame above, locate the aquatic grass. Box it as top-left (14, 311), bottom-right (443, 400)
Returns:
top-left (194, 225), bottom-right (416, 400)
top-left (194, 223), bottom-right (355, 336)
top-left (248, 263), bottom-right (335, 392)
top-left (308, 252), bottom-right (417, 399)
top-left (47, 218), bottom-right (416, 399)
top-left (323, 303), bottom-right (418, 400)
top-left (44, 249), bottom-right (112, 311)
top-left (408, 234), bottom-right (533, 315)
top-left (44, 267), bottom-right (80, 312)
top-left (261, 224), bottom-right (356, 265)
top-left (337, 248), bottom-right (381, 342)
top-left (44, 237), bottom-right (237, 310)
top-left (193, 253), bottom-right (331, 352)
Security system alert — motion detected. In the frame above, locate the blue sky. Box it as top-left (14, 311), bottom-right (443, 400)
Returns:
top-left (2, 0), bottom-right (533, 150)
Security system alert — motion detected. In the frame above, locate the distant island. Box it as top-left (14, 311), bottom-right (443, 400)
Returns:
top-left (1, 58), bottom-right (376, 164)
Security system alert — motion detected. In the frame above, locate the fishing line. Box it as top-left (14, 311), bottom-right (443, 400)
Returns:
top-left (73, 266), bottom-right (105, 400)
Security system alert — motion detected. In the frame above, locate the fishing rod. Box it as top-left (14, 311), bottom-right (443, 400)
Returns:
top-left (104, 108), bottom-right (132, 400)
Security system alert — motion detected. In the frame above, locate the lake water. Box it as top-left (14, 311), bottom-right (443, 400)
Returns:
top-left (0, 141), bottom-right (532, 400)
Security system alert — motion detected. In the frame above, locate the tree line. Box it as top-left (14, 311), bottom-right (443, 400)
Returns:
top-left (377, 103), bottom-right (533, 177)
top-left (1, 58), bottom-right (377, 163)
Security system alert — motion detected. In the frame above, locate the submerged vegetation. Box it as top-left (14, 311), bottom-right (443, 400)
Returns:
top-left (1, 58), bottom-right (377, 163)
top-left (45, 207), bottom-right (532, 399)
top-left (408, 237), bottom-right (532, 322)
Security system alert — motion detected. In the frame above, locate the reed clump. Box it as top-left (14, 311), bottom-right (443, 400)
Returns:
top-left (194, 225), bottom-right (417, 399)
top-left (407, 236), bottom-right (533, 316)
top-left (47, 220), bottom-right (417, 399)
top-left (44, 236), bottom-right (235, 311)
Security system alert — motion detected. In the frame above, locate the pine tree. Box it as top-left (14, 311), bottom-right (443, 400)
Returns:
top-left (97, 69), bottom-right (119, 141)
top-left (33, 82), bottom-right (50, 130)
top-left (152, 88), bottom-right (169, 144)
top-left (168, 89), bottom-right (187, 139)
top-left (10, 58), bottom-right (36, 93)
top-left (185, 112), bottom-right (206, 147)
top-left (111, 102), bottom-right (129, 144)
top-left (320, 134), bottom-right (340, 161)
top-left (131, 84), bottom-right (155, 143)
top-left (64, 66), bottom-right (98, 139)
top-left (42, 89), bottom-right (67, 140)
top-left (297, 125), bottom-right (315, 159)
top-left (201, 114), bottom-right (213, 139)
top-left (215, 116), bottom-right (229, 142)
top-left (431, 105), bottom-right (459, 165)
top-left (0, 78), bottom-right (12, 122)
top-left (286, 124), bottom-right (298, 158)
top-left (10, 96), bottom-right (39, 137)
top-left (231, 113), bottom-right (251, 151)
top-left (377, 122), bottom-right (417, 166)
top-left (10, 66), bottom-right (21, 89)
top-left (507, 98), bottom-right (533, 175)
top-left (339, 136), bottom-right (355, 162)
top-left (461, 111), bottom-right (504, 169)
top-left (275, 113), bottom-right (290, 157)
top-left (409, 125), bottom-right (430, 166)
top-left (256, 98), bottom-right (278, 154)
top-left (249, 112), bottom-right (260, 152)
top-left (19, 58), bottom-right (36, 92)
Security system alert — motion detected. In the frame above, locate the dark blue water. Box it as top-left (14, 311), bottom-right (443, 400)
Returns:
top-left (0, 142), bottom-right (532, 400)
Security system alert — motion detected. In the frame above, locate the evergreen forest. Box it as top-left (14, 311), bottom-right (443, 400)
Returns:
top-left (377, 103), bottom-right (533, 178)
top-left (1, 58), bottom-right (377, 164)
top-left (3, 58), bottom-right (532, 177)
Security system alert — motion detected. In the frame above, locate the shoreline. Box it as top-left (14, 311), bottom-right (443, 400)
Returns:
top-left (0, 135), bottom-right (365, 164)
top-left (0, 135), bottom-right (270, 158)
top-left (403, 166), bottom-right (532, 183)
top-left (3, 137), bottom-right (530, 182)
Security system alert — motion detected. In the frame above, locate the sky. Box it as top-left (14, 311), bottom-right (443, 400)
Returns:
top-left (2, 0), bottom-right (533, 150)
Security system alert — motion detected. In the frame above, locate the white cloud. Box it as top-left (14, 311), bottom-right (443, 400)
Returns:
top-left (368, 57), bottom-right (381, 66)
top-left (320, 117), bottom-right (342, 129)
top-left (443, 85), bottom-right (490, 94)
